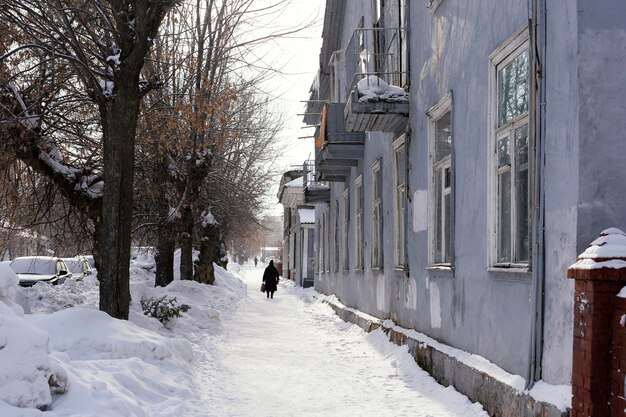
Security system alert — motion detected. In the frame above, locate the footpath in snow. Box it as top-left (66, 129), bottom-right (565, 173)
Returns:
top-left (0, 258), bottom-right (488, 417)
top-left (192, 265), bottom-right (488, 417)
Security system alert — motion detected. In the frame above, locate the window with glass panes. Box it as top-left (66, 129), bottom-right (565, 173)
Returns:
top-left (372, 161), bottom-right (383, 268)
top-left (432, 111), bottom-right (452, 265)
top-left (342, 189), bottom-right (350, 270)
top-left (356, 177), bottom-right (364, 269)
top-left (394, 139), bottom-right (406, 267)
top-left (495, 47), bottom-right (529, 265)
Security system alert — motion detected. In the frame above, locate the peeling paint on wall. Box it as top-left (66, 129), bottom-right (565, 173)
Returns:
top-left (413, 190), bottom-right (428, 232)
top-left (430, 280), bottom-right (442, 329)
top-left (376, 274), bottom-right (386, 312)
top-left (404, 277), bottom-right (417, 310)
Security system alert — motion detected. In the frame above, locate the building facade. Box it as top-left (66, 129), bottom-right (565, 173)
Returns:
top-left (303, 0), bottom-right (626, 390)
top-left (278, 170), bottom-right (317, 287)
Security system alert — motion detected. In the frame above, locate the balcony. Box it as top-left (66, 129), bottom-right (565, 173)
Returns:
top-left (302, 160), bottom-right (330, 204)
top-left (314, 103), bottom-right (364, 183)
top-left (344, 27), bottom-right (409, 134)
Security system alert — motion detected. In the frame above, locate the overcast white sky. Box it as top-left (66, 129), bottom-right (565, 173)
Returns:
top-left (251, 0), bottom-right (324, 215)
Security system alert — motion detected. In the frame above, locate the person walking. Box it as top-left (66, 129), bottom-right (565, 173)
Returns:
top-left (262, 260), bottom-right (280, 299)
top-left (254, 256), bottom-right (258, 267)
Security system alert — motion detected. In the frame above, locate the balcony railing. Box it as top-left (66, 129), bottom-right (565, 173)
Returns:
top-left (316, 103), bottom-right (365, 149)
top-left (302, 159), bottom-right (331, 202)
top-left (345, 27), bottom-right (408, 97)
top-left (343, 27), bottom-right (409, 133)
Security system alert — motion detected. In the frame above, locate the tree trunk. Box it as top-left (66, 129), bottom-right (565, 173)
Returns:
top-left (179, 208), bottom-right (194, 280)
top-left (92, 216), bottom-right (102, 272)
top-left (155, 225), bottom-right (175, 287)
top-left (154, 158), bottom-right (175, 287)
top-left (194, 223), bottom-right (221, 285)
top-left (98, 75), bottom-right (140, 320)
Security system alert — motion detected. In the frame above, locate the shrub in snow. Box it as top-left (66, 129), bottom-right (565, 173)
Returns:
top-left (140, 295), bottom-right (190, 324)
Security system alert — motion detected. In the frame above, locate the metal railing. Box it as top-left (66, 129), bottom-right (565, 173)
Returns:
top-left (344, 27), bottom-right (409, 96)
top-left (303, 159), bottom-right (328, 191)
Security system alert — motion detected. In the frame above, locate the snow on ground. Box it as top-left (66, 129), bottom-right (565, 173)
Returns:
top-left (1, 257), bottom-right (489, 417)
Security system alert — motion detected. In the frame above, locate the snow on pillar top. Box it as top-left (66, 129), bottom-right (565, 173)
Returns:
top-left (568, 228), bottom-right (626, 279)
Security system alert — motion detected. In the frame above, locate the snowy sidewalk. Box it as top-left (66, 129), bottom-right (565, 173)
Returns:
top-left (192, 265), bottom-right (488, 417)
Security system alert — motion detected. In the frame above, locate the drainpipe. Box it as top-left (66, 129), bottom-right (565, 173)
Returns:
top-left (527, 0), bottom-right (547, 389)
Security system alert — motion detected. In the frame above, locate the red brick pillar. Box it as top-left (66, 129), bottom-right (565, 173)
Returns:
top-left (614, 294), bottom-right (626, 416)
top-left (568, 228), bottom-right (626, 417)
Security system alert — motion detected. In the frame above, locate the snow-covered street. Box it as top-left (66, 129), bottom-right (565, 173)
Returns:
top-left (191, 265), bottom-right (488, 417)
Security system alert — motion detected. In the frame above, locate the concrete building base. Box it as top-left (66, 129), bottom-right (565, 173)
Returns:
top-left (324, 298), bottom-right (569, 417)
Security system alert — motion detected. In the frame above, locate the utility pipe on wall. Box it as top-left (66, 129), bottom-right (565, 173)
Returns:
top-left (527, 0), bottom-right (547, 389)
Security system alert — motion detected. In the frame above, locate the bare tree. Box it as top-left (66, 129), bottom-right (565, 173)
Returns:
top-left (0, 0), bottom-right (177, 319)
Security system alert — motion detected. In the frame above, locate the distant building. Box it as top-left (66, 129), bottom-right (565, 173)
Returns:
top-left (278, 167), bottom-right (321, 287)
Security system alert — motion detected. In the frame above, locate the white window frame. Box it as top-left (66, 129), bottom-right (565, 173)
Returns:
top-left (393, 135), bottom-right (406, 268)
top-left (427, 93), bottom-right (453, 267)
top-left (488, 26), bottom-right (530, 269)
top-left (342, 188), bottom-right (350, 271)
top-left (371, 160), bottom-right (383, 269)
top-left (355, 176), bottom-right (364, 270)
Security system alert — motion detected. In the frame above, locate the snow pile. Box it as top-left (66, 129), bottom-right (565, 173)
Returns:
top-left (357, 75), bottom-right (408, 103)
top-left (365, 328), bottom-right (489, 417)
top-left (0, 264), bottom-right (68, 410)
top-left (129, 264), bottom-right (247, 339)
top-left (306, 181), bottom-right (330, 191)
top-left (28, 308), bottom-right (193, 362)
top-left (0, 255), bottom-right (248, 416)
top-left (200, 210), bottom-right (217, 227)
top-left (0, 264), bottom-right (20, 304)
top-left (23, 278), bottom-right (90, 314)
top-left (379, 319), bottom-right (526, 391)
top-left (527, 381), bottom-right (571, 413)
top-left (285, 176), bottom-right (304, 188)
top-left (570, 228), bottom-right (626, 270)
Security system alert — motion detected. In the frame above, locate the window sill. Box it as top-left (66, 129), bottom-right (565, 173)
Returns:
top-left (488, 266), bottom-right (532, 283)
top-left (488, 265), bottom-right (530, 273)
top-left (427, 265), bottom-right (454, 278)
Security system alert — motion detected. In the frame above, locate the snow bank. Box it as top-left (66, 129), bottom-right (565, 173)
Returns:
top-left (0, 264), bottom-right (19, 301)
top-left (0, 265), bottom-right (68, 410)
top-left (365, 328), bottom-right (489, 417)
top-left (0, 253), bottom-right (249, 416)
top-left (23, 278), bottom-right (89, 314)
top-left (357, 75), bottom-right (408, 103)
top-left (28, 308), bottom-right (193, 362)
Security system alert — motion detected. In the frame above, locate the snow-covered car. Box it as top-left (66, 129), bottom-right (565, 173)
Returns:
top-left (9, 256), bottom-right (72, 287)
top-left (61, 256), bottom-right (93, 280)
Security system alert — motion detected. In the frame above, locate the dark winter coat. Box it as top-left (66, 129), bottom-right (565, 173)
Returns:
top-left (262, 261), bottom-right (280, 292)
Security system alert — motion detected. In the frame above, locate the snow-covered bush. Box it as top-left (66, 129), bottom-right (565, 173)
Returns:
top-left (140, 295), bottom-right (190, 324)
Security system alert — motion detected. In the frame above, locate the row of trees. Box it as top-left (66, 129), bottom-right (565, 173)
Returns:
top-left (0, 0), bottom-right (306, 319)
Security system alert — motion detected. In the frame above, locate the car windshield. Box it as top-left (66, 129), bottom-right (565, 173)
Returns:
top-left (10, 258), bottom-right (57, 275)
top-left (64, 260), bottom-right (83, 274)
